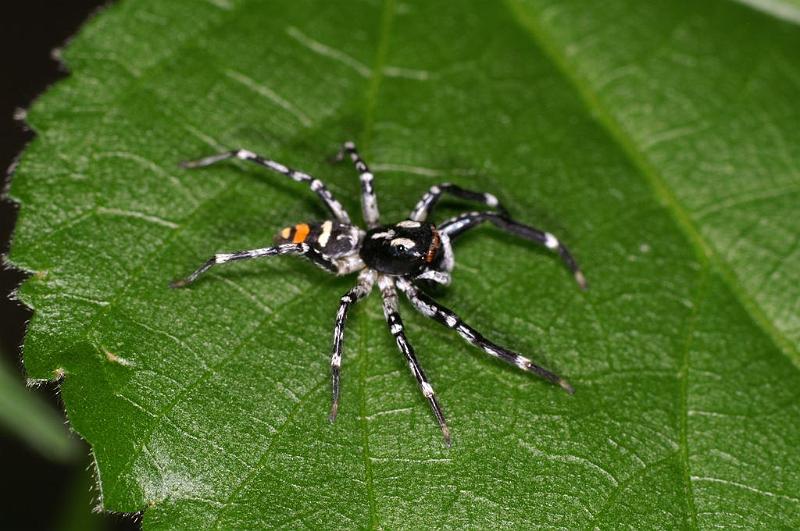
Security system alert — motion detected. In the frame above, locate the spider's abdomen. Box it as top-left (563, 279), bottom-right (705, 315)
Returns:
top-left (360, 220), bottom-right (443, 275)
top-left (274, 220), bottom-right (360, 258)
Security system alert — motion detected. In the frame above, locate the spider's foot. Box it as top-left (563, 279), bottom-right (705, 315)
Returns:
top-left (574, 270), bottom-right (588, 291)
top-left (558, 378), bottom-right (575, 395)
top-left (179, 158), bottom-right (216, 169)
top-left (328, 399), bottom-right (340, 423)
top-left (179, 151), bottom-right (237, 169)
top-left (169, 278), bottom-right (191, 289)
top-left (441, 424), bottom-right (452, 448)
top-left (179, 156), bottom-right (213, 169)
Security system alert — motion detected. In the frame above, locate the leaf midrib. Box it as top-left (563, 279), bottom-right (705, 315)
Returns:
top-left (356, 0), bottom-right (396, 527)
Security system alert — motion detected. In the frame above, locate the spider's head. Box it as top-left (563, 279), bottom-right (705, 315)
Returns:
top-left (360, 220), bottom-right (442, 276)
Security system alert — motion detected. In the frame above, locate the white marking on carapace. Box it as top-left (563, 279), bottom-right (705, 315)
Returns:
top-left (390, 237), bottom-right (416, 249)
top-left (396, 220), bottom-right (421, 228)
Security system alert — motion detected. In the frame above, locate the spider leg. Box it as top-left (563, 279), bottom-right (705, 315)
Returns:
top-left (169, 243), bottom-right (336, 288)
top-left (438, 211), bottom-right (587, 290)
top-left (180, 149), bottom-right (352, 224)
top-left (396, 278), bottom-right (574, 394)
top-left (329, 269), bottom-right (376, 422)
top-left (414, 270), bottom-right (451, 286)
top-left (409, 183), bottom-right (509, 222)
top-left (335, 141), bottom-right (380, 228)
top-left (378, 276), bottom-right (451, 446)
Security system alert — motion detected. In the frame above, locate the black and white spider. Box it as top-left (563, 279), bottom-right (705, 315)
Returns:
top-left (171, 142), bottom-right (587, 446)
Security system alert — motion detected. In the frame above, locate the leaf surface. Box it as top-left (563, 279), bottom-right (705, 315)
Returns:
top-left (9, 0), bottom-right (800, 527)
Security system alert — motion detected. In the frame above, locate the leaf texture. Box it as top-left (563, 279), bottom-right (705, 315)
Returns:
top-left (8, 0), bottom-right (800, 527)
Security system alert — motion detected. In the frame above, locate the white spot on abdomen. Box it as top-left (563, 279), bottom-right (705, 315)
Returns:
top-left (318, 220), bottom-right (333, 247)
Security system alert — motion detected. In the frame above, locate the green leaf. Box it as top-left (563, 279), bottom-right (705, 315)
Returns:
top-left (8, 0), bottom-right (800, 527)
top-left (0, 355), bottom-right (76, 461)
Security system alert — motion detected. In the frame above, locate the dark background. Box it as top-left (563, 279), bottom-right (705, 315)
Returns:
top-left (0, 2), bottom-right (135, 529)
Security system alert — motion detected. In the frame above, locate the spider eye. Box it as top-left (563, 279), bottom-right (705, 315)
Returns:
top-left (389, 237), bottom-right (416, 253)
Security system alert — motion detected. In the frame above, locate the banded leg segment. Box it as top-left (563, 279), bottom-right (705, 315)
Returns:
top-left (378, 276), bottom-right (451, 446)
top-left (439, 211), bottom-right (587, 290)
top-left (396, 279), bottom-right (574, 394)
top-left (336, 141), bottom-right (380, 228)
top-left (409, 183), bottom-right (509, 222)
top-left (181, 149), bottom-right (352, 224)
top-left (169, 243), bottom-right (335, 288)
top-left (329, 269), bottom-right (376, 422)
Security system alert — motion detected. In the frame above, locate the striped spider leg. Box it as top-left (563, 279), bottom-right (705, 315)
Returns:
top-left (396, 278), bottom-right (574, 394)
top-left (379, 275), bottom-right (451, 446)
top-left (169, 243), bottom-right (336, 288)
top-left (329, 269), bottom-right (376, 421)
top-left (439, 211), bottom-right (588, 290)
top-left (181, 148), bottom-right (352, 224)
top-left (335, 141), bottom-right (380, 228)
top-left (409, 182), bottom-right (510, 222)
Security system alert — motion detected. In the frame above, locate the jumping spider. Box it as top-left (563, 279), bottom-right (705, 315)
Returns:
top-left (171, 142), bottom-right (587, 446)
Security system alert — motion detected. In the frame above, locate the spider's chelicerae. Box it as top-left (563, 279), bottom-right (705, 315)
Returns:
top-left (171, 142), bottom-right (587, 446)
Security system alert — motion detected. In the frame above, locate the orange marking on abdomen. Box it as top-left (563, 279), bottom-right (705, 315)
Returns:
top-left (292, 223), bottom-right (310, 243)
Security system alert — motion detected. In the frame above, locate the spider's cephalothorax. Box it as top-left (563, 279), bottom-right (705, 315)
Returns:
top-left (360, 221), bottom-right (443, 275)
top-left (172, 142), bottom-right (587, 446)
